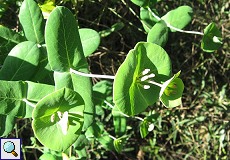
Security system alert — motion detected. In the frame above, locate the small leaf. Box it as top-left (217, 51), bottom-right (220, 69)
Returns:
top-left (0, 114), bottom-right (16, 137)
top-left (19, 0), bottom-right (45, 43)
top-left (147, 20), bottom-right (168, 47)
top-left (140, 7), bottom-right (159, 33)
top-left (162, 6), bottom-right (193, 32)
top-left (0, 41), bottom-right (41, 81)
top-left (79, 28), bottom-right (100, 57)
top-left (131, 0), bottom-right (149, 7)
top-left (140, 120), bottom-right (149, 138)
top-left (99, 22), bottom-right (124, 37)
top-left (113, 42), bottom-right (171, 116)
top-left (201, 22), bottom-right (222, 52)
top-left (159, 71), bottom-right (184, 108)
top-left (0, 25), bottom-right (25, 44)
top-left (32, 88), bottom-right (85, 151)
top-left (112, 106), bottom-right (127, 136)
top-left (39, 0), bottom-right (56, 19)
top-left (113, 138), bottom-right (123, 153)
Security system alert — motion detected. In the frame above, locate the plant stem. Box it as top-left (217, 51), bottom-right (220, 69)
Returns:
top-left (104, 100), bottom-right (144, 121)
top-left (148, 80), bottom-right (163, 88)
top-left (147, 7), bottom-right (204, 36)
top-left (70, 68), bottom-right (115, 79)
top-left (23, 99), bottom-right (36, 108)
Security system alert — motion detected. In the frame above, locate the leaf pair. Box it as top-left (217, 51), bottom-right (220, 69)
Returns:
top-left (113, 42), bottom-right (184, 116)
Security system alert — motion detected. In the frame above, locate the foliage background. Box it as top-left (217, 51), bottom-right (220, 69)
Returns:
top-left (0, 0), bottom-right (229, 159)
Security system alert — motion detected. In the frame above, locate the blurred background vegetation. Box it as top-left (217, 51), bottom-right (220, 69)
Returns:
top-left (0, 0), bottom-right (229, 159)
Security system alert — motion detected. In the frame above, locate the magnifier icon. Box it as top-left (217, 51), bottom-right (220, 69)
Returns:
top-left (3, 141), bottom-right (18, 157)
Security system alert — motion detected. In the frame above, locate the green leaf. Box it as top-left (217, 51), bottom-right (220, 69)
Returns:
top-left (0, 41), bottom-right (41, 81)
top-left (113, 138), bottom-right (124, 153)
top-left (93, 80), bottom-right (113, 110)
top-left (162, 6), bottom-right (193, 32)
top-left (147, 20), bottom-right (168, 47)
top-left (26, 81), bottom-right (55, 102)
top-left (39, 153), bottom-right (60, 160)
top-left (39, 0), bottom-right (56, 19)
top-left (45, 6), bottom-right (86, 72)
top-left (32, 88), bottom-right (85, 151)
top-left (99, 22), bottom-right (124, 37)
top-left (54, 72), bottom-right (73, 90)
top-left (31, 46), bottom-right (54, 84)
top-left (113, 42), bottom-right (171, 116)
top-left (201, 22), bottom-right (222, 52)
top-left (140, 7), bottom-right (158, 33)
top-left (79, 28), bottom-right (100, 57)
top-left (131, 0), bottom-right (149, 7)
top-left (140, 120), bottom-right (149, 138)
top-left (112, 106), bottom-right (127, 137)
top-left (0, 114), bottom-right (15, 137)
top-left (19, 0), bottom-right (45, 43)
top-left (0, 25), bottom-right (25, 44)
top-left (0, 80), bottom-right (55, 118)
top-left (0, 81), bottom-right (27, 117)
top-left (45, 6), bottom-right (94, 130)
top-left (71, 71), bottom-right (94, 131)
top-left (159, 71), bottom-right (184, 108)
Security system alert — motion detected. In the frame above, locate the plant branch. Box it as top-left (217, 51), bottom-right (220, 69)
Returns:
top-left (23, 98), bottom-right (36, 108)
top-left (70, 68), bottom-right (115, 79)
top-left (147, 7), bottom-right (204, 36)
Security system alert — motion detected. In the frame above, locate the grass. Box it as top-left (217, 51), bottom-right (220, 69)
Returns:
top-left (0, 0), bottom-right (229, 159)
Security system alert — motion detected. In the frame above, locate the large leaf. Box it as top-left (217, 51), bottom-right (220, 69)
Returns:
top-left (0, 80), bottom-right (55, 118)
top-left (0, 81), bottom-right (27, 117)
top-left (32, 88), bottom-right (85, 151)
top-left (71, 70), bottom-right (94, 131)
top-left (79, 28), bottom-right (100, 57)
top-left (26, 81), bottom-right (55, 102)
top-left (0, 41), bottom-right (40, 81)
top-left (0, 114), bottom-right (15, 137)
top-left (162, 6), bottom-right (193, 32)
top-left (19, 0), bottom-right (45, 43)
top-left (45, 6), bottom-right (94, 130)
top-left (45, 6), bottom-right (86, 72)
top-left (147, 20), bottom-right (168, 47)
top-left (0, 25), bottom-right (25, 44)
top-left (113, 42), bottom-right (171, 116)
top-left (201, 22), bottom-right (222, 52)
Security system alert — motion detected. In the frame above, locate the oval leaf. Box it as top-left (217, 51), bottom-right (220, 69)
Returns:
top-left (0, 41), bottom-right (41, 81)
top-left (45, 6), bottom-right (85, 72)
top-left (79, 28), bottom-right (100, 57)
top-left (19, 0), bottom-right (45, 43)
top-left (32, 88), bottom-right (85, 151)
top-left (162, 6), bottom-right (193, 32)
top-left (113, 42), bottom-right (171, 116)
top-left (147, 20), bottom-right (168, 47)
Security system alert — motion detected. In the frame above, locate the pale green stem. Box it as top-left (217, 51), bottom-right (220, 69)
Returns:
top-left (104, 100), bottom-right (144, 121)
top-left (109, 134), bottom-right (117, 140)
top-left (23, 98), bottom-right (36, 108)
top-left (148, 80), bottom-right (163, 88)
top-left (70, 68), bottom-right (115, 79)
top-left (147, 7), bottom-right (204, 36)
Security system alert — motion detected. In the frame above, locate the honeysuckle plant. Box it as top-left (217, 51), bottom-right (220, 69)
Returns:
top-left (132, 0), bottom-right (222, 52)
top-left (0, 0), bottom-right (223, 158)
